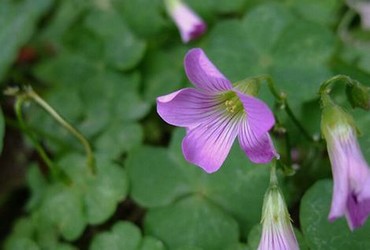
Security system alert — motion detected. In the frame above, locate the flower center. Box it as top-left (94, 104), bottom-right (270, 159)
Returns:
top-left (222, 92), bottom-right (243, 115)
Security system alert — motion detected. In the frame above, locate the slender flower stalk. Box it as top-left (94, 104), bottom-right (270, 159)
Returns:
top-left (157, 48), bottom-right (278, 173)
top-left (164, 0), bottom-right (206, 43)
top-left (5, 86), bottom-right (96, 175)
top-left (258, 164), bottom-right (299, 250)
top-left (321, 99), bottom-right (370, 230)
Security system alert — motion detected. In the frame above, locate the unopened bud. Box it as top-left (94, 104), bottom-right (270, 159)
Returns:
top-left (346, 81), bottom-right (370, 110)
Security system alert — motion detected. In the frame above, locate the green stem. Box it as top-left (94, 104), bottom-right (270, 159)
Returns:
top-left (269, 160), bottom-right (278, 187)
top-left (5, 117), bottom-right (80, 151)
top-left (255, 75), bottom-right (315, 143)
top-left (25, 88), bottom-right (96, 174)
top-left (15, 97), bottom-right (58, 179)
top-left (319, 74), bottom-right (354, 95)
top-left (284, 131), bottom-right (292, 167)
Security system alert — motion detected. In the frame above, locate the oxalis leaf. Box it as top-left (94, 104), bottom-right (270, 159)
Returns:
top-left (204, 2), bottom-right (335, 112)
top-left (59, 154), bottom-right (129, 225)
top-left (32, 56), bottom-right (148, 157)
top-left (300, 179), bottom-right (370, 250)
top-left (84, 7), bottom-right (146, 71)
top-left (90, 221), bottom-right (166, 250)
top-left (4, 213), bottom-right (77, 250)
top-left (0, 0), bottom-right (54, 82)
top-left (144, 196), bottom-right (239, 250)
top-left (127, 129), bottom-right (281, 238)
top-left (29, 153), bottom-right (128, 240)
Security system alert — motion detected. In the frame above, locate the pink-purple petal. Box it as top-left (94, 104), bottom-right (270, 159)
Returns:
top-left (169, 1), bottom-right (206, 43)
top-left (325, 127), bottom-right (370, 229)
top-left (182, 114), bottom-right (240, 173)
top-left (236, 93), bottom-right (277, 163)
top-left (237, 92), bottom-right (275, 138)
top-left (184, 48), bottom-right (232, 92)
top-left (328, 146), bottom-right (349, 221)
top-left (358, 176), bottom-right (370, 202)
top-left (238, 122), bottom-right (277, 164)
top-left (157, 88), bottom-right (222, 128)
top-left (346, 194), bottom-right (370, 230)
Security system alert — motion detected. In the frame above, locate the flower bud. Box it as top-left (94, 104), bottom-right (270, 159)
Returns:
top-left (321, 102), bottom-right (370, 230)
top-left (258, 184), bottom-right (299, 250)
top-left (346, 81), bottom-right (370, 110)
top-left (165, 0), bottom-right (206, 43)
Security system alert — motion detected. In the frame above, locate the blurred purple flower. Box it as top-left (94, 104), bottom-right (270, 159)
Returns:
top-left (258, 184), bottom-right (299, 250)
top-left (348, 0), bottom-right (370, 30)
top-left (322, 105), bottom-right (370, 230)
top-left (157, 48), bottom-right (278, 173)
top-left (165, 0), bottom-right (206, 43)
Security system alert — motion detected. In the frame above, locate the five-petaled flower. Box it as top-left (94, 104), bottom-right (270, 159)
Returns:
top-left (258, 182), bottom-right (299, 250)
top-left (165, 0), bottom-right (207, 43)
top-left (321, 103), bottom-right (370, 230)
top-left (157, 48), bottom-right (278, 173)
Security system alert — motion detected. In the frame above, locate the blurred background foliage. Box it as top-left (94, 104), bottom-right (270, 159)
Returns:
top-left (0, 0), bottom-right (370, 249)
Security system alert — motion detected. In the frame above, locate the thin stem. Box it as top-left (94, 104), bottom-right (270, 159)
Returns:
top-left (319, 74), bottom-right (354, 95)
top-left (255, 75), bottom-right (316, 143)
top-left (26, 88), bottom-right (96, 174)
top-left (5, 116), bottom-right (80, 151)
top-left (284, 132), bottom-right (292, 167)
top-left (15, 97), bottom-right (57, 178)
top-left (269, 160), bottom-right (278, 187)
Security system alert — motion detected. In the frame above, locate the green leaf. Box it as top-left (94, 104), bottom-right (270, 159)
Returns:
top-left (34, 52), bottom-right (98, 85)
top-left (112, 0), bottom-right (167, 38)
top-left (214, 0), bottom-right (247, 13)
top-left (32, 57), bottom-right (148, 155)
top-left (144, 196), bottom-right (239, 250)
top-left (40, 184), bottom-right (86, 241)
top-left (201, 146), bottom-right (271, 234)
top-left (84, 8), bottom-right (146, 70)
top-left (140, 236), bottom-right (167, 250)
top-left (38, 0), bottom-right (90, 47)
top-left (288, 0), bottom-right (342, 26)
top-left (26, 153), bottom-right (128, 241)
top-left (127, 145), bottom-right (195, 207)
top-left (4, 212), bottom-right (77, 250)
top-left (26, 164), bottom-right (48, 211)
top-left (62, 23), bottom-right (104, 61)
top-left (142, 46), bottom-right (186, 103)
top-left (241, 3), bottom-right (294, 54)
top-left (59, 154), bottom-right (129, 225)
top-left (128, 128), bottom-right (277, 234)
top-left (204, 3), bottom-right (335, 110)
top-left (94, 122), bottom-right (143, 160)
top-left (84, 159), bottom-right (129, 224)
top-left (0, 0), bottom-right (54, 81)
top-left (225, 243), bottom-right (249, 250)
top-left (300, 180), bottom-right (370, 250)
top-left (90, 222), bottom-right (142, 250)
top-left (4, 238), bottom-right (40, 250)
top-left (90, 221), bottom-right (166, 250)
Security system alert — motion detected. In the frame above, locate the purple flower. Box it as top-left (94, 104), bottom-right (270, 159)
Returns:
top-left (258, 184), bottom-right (299, 250)
top-left (165, 0), bottom-right (206, 43)
top-left (322, 105), bottom-right (370, 230)
top-left (347, 0), bottom-right (370, 30)
top-left (157, 48), bottom-right (278, 173)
